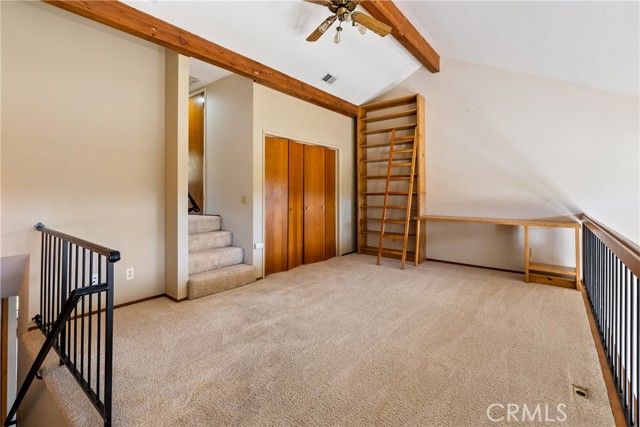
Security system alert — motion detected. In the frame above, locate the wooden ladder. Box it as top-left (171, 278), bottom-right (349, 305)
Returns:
top-left (376, 128), bottom-right (418, 269)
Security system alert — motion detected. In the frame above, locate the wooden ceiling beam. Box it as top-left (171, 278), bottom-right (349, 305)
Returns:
top-left (361, 1), bottom-right (440, 73)
top-left (43, 1), bottom-right (358, 117)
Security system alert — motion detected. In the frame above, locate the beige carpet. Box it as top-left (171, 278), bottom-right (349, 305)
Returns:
top-left (26, 255), bottom-right (614, 426)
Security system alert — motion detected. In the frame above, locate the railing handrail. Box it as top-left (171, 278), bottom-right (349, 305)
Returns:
top-left (581, 214), bottom-right (640, 278)
top-left (33, 223), bottom-right (120, 262)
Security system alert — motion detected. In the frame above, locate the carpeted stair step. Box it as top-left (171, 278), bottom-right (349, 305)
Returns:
top-left (189, 246), bottom-right (244, 275)
top-left (188, 215), bottom-right (221, 234)
top-left (187, 264), bottom-right (256, 300)
top-left (189, 230), bottom-right (233, 253)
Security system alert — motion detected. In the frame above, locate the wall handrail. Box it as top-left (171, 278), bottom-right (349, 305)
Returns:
top-left (581, 214), bottom-right (640, 278)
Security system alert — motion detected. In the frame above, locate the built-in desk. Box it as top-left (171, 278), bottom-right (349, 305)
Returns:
top-left (414, 215), bottom-right (581, 290)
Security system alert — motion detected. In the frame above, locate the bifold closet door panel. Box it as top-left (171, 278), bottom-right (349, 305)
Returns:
top-left (303, 144), bottom-right (326, 264)
top-left (288, 140), bottom-right (304, 270)
top-left (265, 137), bottom-right (289, 275)
top-left (325, 148), bottom-right (337, 259)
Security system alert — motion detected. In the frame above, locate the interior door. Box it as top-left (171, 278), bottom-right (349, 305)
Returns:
top-left (303, 144), bottom-right (326, 264)
top-left (288, 141), bottom-right (304, 270)
top-left (265, 137), bottom-right (289, 275)
top-left (325, 148), bottom-right (337, 259)
top-left (188, 93), bottom-right (205, 214)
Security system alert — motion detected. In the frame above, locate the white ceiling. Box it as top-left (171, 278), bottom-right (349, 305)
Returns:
top-left (124, 1), bottom-right (639, 103)
top-left (397, 1), bottom-right (639, 97)
top-left (188, 57), bottom-right (232, 92)
top-left (124, 0), bottom-right (421, 105)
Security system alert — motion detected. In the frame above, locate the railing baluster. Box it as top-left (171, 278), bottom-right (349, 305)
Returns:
top-left (97, 257), bottom-right (102, 401)
top-left (6, 224), bottom-right (119, 427)
top-left (88, 251), bottom-right (94, 391)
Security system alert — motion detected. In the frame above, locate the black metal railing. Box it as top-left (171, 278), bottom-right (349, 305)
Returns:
top-left (4, 223), bottom-right (120, 427)
top-left (583, 214), bottom-right (639, 427)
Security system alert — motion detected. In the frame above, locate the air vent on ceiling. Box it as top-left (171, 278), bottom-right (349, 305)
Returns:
top-left (321, 73), bottom-right (337, 84)
top-left (189, 76), bottom-right (200, 86)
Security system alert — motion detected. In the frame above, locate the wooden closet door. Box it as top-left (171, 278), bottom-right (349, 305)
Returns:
top-left (288, 141), bottom-right (304, 269)
top-left (265, 137), bottom-right (289, 275)
top-left (325, 148), bottom-right (337, 259)
top-left (303, 145), bottom-right (326, 264)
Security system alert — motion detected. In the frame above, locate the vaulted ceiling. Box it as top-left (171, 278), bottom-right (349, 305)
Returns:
top-left (123, 1), bottom-right (639, 102)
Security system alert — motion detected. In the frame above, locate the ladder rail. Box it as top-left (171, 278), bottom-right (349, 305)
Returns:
top-left (376, 130), bottom-right (396, 265)
top-left (401, 136), bottom-right (419, 268)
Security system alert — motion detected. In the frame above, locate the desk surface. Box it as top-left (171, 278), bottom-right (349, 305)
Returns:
top-left (416, 215), bottom-right (581, 229)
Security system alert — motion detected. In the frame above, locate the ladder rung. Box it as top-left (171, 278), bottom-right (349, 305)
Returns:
top-left (361, 140), bottom-right (414, 149)
top-left (361, 159), bottom-right (388, 163)
top-left (391, 149), bottom-right (413, 154)
top-left (360, 124), bottom-right (417, 136)
top-left (391, 163), bottom-right (412, 167)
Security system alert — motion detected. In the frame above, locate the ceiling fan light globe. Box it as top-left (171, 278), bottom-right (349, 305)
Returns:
top-left (356, 23), bottom-right (367, 35)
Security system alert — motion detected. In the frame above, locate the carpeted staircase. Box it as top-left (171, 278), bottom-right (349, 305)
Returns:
top-left (188, 215), bottom-right (256, 299)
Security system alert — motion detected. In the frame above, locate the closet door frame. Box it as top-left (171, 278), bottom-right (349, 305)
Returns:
top-left (262, 133), bottom-right (340, 277)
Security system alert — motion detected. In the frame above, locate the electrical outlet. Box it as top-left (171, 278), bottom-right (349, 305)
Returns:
top-left (241, 195), bottom-right (247, 205)
top-left (126, 268), bottom-right (134, 280)
top-left (529, 248), bottom-right (533, 257)
top-left (91, 273), bottom-right (99, 285)
top-left (254, 242), bottom-right (264, 249)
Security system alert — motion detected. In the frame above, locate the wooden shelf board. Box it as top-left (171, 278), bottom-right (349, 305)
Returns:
top-left (362, 205), bottom-right (417, 210)
top-left (362, 109), bottom-right (417, 123)
top-left (360, 124), bottom-right (417, 136)
top-left (528, 262), bottom-right (576, 276)
top-left (360, 246), bottom-right (417, 260)
top-left (361, 139), bottom-right (414, 149)
top-left (363, 230), bottom-right (416, 239)
top-left (360, 95), bottom-right (417, 112)
top-left (363, 175), bottom-right (414, 180)
top-left (529, 273), bottom-right (576, 289)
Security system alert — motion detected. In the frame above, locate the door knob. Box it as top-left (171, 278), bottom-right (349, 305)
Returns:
top-left (305, 206), bottom-right (309, 210)
top-left (321, 206), bottom-right (325, 210)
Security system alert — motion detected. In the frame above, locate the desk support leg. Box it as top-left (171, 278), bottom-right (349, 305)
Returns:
top-left (524, 225), bottom-right (530, 282)
top-left (575, 227), bottom-right (581, 291)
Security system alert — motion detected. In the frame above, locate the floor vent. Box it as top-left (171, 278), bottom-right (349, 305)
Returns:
top-left (573, 385), bottom-right (589, 398)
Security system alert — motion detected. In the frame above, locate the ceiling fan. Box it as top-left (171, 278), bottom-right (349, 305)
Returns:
top-left (304, 0), bottom-right (392, 44)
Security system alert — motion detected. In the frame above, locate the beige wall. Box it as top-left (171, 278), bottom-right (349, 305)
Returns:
top-left (204, 75), bottom-right (254, 266)
top-left (1, 1), bottom-right (167, 317)
top-left (379, 58), bottom-right (640, 270)
top-left (253, 85), bottom-right (356, 277)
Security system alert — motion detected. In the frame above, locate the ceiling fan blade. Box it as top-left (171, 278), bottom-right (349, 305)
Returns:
top-left (306, 15), bottom-right (337, 42)
top-left (351, 11), bottom-right (392, 37)
top-left (303, 0), bottom-right (334, 6)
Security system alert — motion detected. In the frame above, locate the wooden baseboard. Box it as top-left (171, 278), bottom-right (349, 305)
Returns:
top-left (426, 258), bottom-right (522, 275)
top-left (27, 294), bottom-right (176, 331)
top-left (580, 285), bottom-right (627, 427)
top-left (164, 294), bottom-right (187, 303)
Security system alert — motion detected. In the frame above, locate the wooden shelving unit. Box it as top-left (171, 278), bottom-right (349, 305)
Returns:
top-left (357, 94), bottom-right (426, 265)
